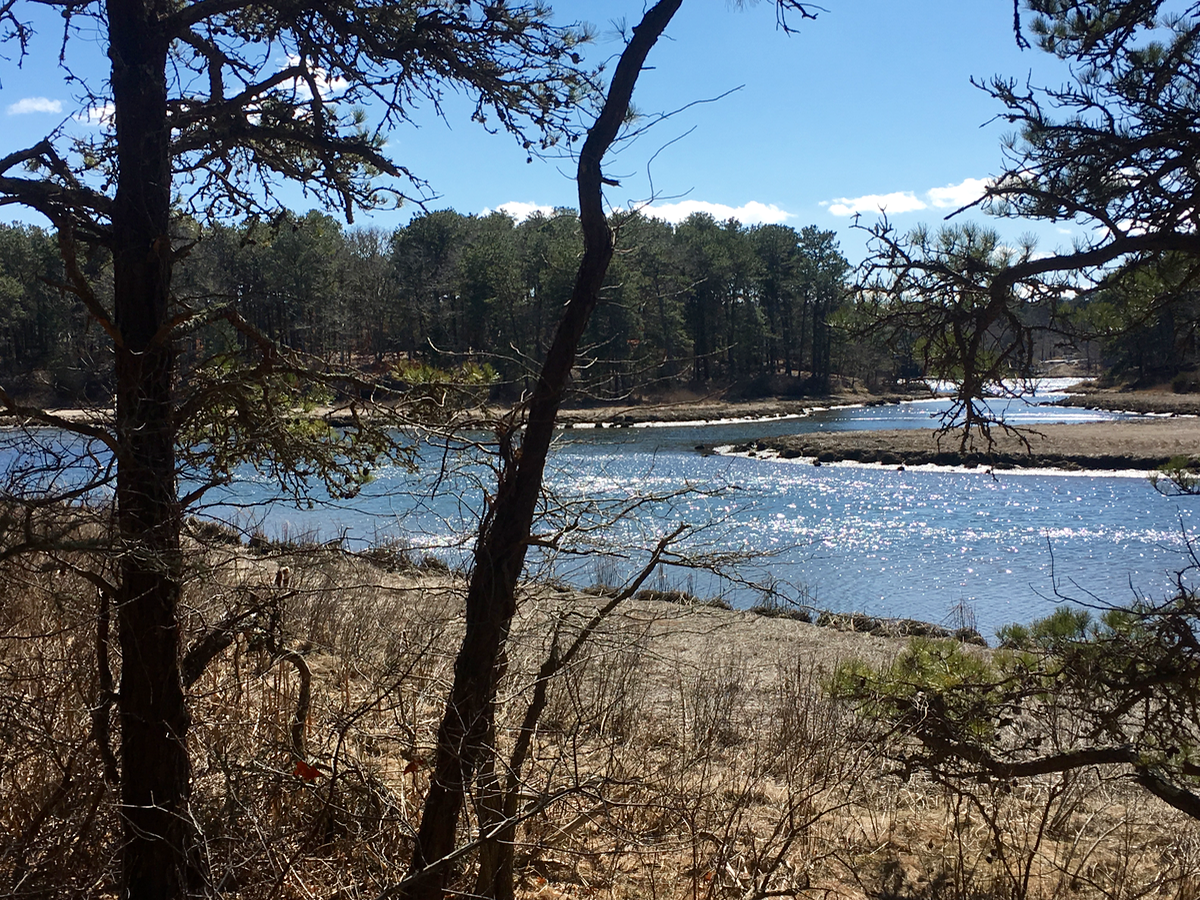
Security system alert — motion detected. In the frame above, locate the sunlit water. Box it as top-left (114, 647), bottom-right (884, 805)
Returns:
top-left (6, 380), bottom-right (1197, 638)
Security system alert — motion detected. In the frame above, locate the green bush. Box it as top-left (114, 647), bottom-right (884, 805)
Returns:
top-left (832, 590), bottom-right (1200, 821)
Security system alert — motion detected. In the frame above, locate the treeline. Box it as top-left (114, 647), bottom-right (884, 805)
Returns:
top-left (5, 209), bottom-right (1194, 407)
top-left (0, 209), bottom-right (858, 404)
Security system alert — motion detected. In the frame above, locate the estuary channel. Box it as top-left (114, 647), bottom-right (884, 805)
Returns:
top-left (218, 381), bottom-right (1198, 639)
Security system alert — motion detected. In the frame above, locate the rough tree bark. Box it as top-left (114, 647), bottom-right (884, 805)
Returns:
top-left (401, 3), bottom-right (684, 897)
top-left (471, 525), bottom-right (687, 900)
top-left (3, 4), bottom-right (600, 899)
top-left (107, 0), bottom-right (195, 896)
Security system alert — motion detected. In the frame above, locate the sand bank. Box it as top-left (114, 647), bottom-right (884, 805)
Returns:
top-left (742, 418), bottom-right (1200, 472)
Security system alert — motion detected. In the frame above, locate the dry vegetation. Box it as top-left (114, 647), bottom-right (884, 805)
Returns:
top-left (753, 418), bottom-right (1200, 472)
top-left (2, 522), bottom-right (1199, 900)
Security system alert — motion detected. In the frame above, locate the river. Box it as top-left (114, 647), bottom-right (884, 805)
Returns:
top-left (203, 379), bottom-right (1197, 639)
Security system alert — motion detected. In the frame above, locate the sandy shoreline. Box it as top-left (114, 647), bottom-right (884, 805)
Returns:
top-left (736, 418), bottom-right (1200, 472)
top-left (8, 387), bottom-right (1200, 473)
top-left (552, 390), bottom-right (916, 426)
top-left (1056, 388), bottom-right (1200, 416)
top-left (0, 389), bottom-right (914, 429)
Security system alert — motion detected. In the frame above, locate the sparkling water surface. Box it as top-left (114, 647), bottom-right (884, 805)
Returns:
top-left (210, 382), bottom-right (1195, 638)
top-left (6, 381), bottom-right (1195, 638)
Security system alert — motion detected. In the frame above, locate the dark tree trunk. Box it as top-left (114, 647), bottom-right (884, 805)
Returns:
top-left (471, 525), bottom-right (683, 900)
top-left (401, 4), bottom-right (684, 898)
top-left (782, 300), bottom-right (794, 376)
top-left (796, 293), bottom-right (808, 379)
top-left (812, 297), bottom-right (831, 394)
top-left (654, 275), bottom-right (677, 378)
top-left (107, 1), bottom-right (193, 897)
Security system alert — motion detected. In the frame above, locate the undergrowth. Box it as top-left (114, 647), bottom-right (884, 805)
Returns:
top-left (1, 528), bottom-right (1197, 899)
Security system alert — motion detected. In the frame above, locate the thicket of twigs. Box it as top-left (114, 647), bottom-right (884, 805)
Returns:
top-left (2, 519), bottom-right (1199, 899)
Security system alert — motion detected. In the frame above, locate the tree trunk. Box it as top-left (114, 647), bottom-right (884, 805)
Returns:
top-left (472, 525), bottom-right (684, 900)
top-left (654, 275), bottom-right (677, 378)
top-left (812, 297), bottom-right (831, 394)
top-left (798, 294), bottom-right (809, 381)
top-left (782, 297), bottom-right (794, 376)
top-left (401, 4), bottom-right (684, 898)
top-left (107, 1), bottom-right (194, 897)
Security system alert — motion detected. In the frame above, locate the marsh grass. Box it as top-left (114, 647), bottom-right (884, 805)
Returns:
top-left (1, 532), bottom-right (1198, 899)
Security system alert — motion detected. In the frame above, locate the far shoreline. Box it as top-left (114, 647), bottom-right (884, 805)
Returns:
top-left (728, 417), bottom-right (1200, 474)
top-left (8, 386), bottom-right (1200, 476)
top-left (0, 387), bottom-right (925, 431)
top-left (550, 389), bottom-right (918, 427)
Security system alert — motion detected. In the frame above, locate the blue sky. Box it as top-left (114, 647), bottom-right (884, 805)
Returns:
top-left (0, 1), bottom-right (1081, 262)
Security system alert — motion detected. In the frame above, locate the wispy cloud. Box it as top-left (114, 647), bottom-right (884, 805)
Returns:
top-left (824, 177), bottom-right (992, 218)
top-left (639, 200), bottom-right (793, 225)
top-left (7, 97), bottom-right (62, 115)
top-left (482, 201), bottom-right (557, 221)
top-left (74, 103), bottom-right (114, 126)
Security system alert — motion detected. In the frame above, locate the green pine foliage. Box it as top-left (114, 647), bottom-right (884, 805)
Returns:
top-left (0, 211), bottom-right (853, 404)
top-left (833, 589), bottom-right (1200, 818)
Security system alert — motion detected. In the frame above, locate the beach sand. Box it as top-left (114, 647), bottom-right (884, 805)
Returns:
top-left (742, 418), bottom-right (1200, 471)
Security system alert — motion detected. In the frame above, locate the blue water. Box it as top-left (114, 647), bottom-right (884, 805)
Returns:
top-left (4, 383), bottom-right (1196, 638)
top-left (523, 419), bottom-right (1195, 637)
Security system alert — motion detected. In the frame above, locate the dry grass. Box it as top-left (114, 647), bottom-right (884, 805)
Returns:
top-left (1, 533), bottom-right (1198, 900)
top-left (758, 418), bottom-right (1200, 472)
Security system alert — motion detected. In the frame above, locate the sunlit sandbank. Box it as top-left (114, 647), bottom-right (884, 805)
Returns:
top-left (721, 418), bottom-right (1200, 474)
top-left (718, 445), bottom-right (1159, 480)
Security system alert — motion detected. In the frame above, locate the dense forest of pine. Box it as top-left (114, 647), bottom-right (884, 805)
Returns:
top-left (3, 206), bottom-right (1197, 408)
top-left (0, 209), bottom-right (856, 404)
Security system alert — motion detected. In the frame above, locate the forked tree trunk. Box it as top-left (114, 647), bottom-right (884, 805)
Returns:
top-left (108, 1), bottom-right (194, 897)
top-left (401, 3), bottom-right (684, 898)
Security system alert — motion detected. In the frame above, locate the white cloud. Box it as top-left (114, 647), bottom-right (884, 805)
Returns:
top-left (7, 97), bottom-right (63, 115)
top-left (638, 200), bottom-right (793, 225)
top-left (823, 177), bottom-right (993, 218)
top-left (823, 191), bottom-right (927, 217)
top-left (927, 177), bottom-right (990, 209)
top-left (482, 201), bottom-right (557, 221)
top-left (74, 103), bottom-right (114, 126)
top-left (283, 55), bottom-right (349, 101)
top-left (481, 199), bottom-right (794, 226)
top-left (1114, 218), bottom-right (1150, 238)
